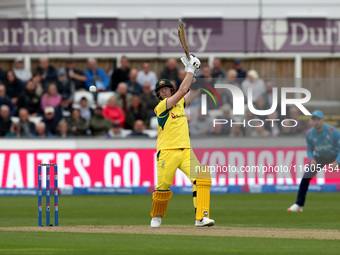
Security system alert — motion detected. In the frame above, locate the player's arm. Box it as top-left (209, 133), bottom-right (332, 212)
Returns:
top-left (166, 56), bottom-right (200, 110)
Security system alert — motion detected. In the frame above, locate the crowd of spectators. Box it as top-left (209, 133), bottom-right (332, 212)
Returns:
top-left (0, 56), bottom-right (308, 138)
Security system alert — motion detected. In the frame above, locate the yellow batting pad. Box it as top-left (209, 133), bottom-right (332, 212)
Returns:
top-left (196, 165), bottom-right (211, 220)
top-left (150, 190), bottom-right (173, 218)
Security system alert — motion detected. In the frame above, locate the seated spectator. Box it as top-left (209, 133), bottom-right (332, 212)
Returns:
top-left (18, 108), bottom-right (35, 137)
top-left (34, 122), bottom-right (52, 138)
top-left (32, 71), bottom-right (44, 96)
top-left (176, 68), bottom-right (186, 90)
top-left (4, 70), bottom-right (24, 106)
top-left (110, 56), bottom-right (130, 91)
top-left (66, 108), bottom-right (88, 136)
top-left (5, 122), bottom-right (22, 138)
top-left (267, 111), bottom-right (281, 137)
top-left (114, 82), bottom-right (132, 113)
top-left (105, 122), bottom-right (129, 138)
top-left (127, 120), bottom-right (149, 137)
top-left (0, 84), bottom-right (15, 116)
top-left (89, 105), bottom-right (112, 136)
top-left (17, 80), bottom-right (41, 117)
top-left (211, 58), bottom-right (226, 79)
top-left (79, 97), bottom-right (92, 123)
top-left (35, 57), bottom-right (58, 88)
top-left (262, 80), bottom-right (279, 111)
top-left (42, 106), bottom-right (60, 135)
top-left (56, 120), bottom-right (72, 138)
top-left (189, 109), bottom-right (212, 136)
top-left (233, 59), bottom-right (247, 82)
top-left (289, 106), bottom-right (308, 135)
top-left (125, 96), bottom-right (149, 129)
top-left (250, 125), bottom-right (271, 137)
top-left (65, 58), bottom-right (87, 91)
top-left (241, 70), bottom-right (266, 103)
top-left (103, 96), bottom-right (125, 127)
top-left (227, 69), bottom-right (240, 87)
top-left (160, 58), bottom-right (178, 81)
top-left (57, 68), bottom-right (74, 100)
top-left (127, 68), bottom-right (143, 95)
top-left (229, 123), bottom-right (245, 137)
top-left (84, 58), bottom-right (109, 91)
top-left (136, 62), bottom-right (158, 90)
top-left (41, 82), bottom-right (61, 112)
top-left (0, 105), bottom-right (12, 136)
top-left (214, 104), bottom-right (232, 135)
top-left (13, 56), bottom-right (32, 83)
top-left (55, 94), bottom-right (73, 120)
top-left (140, 81), bottom-right (158, 117)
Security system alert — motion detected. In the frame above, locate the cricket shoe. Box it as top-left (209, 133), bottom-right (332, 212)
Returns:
top-left (195, 217), bottom-right (215, 227)
top-left (151, 216), bottom-right (162, 228)
top-left (287, 204), bottom-right (303, 212)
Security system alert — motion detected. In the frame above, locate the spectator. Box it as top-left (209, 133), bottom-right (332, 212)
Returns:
top-left (18, 108), bottom-right (35, 137)
top-left (211, 58), bottom-right (226, 79)
top-left (136, 62), bottom-right (158, 90)
top-left (35, 57), bottom-right (58, 88)
top-left (244, 107), bottom-right (255, 136)
top-left (57, 68), bottom-right (74, 100)
top-left (105, 122), bottom-right (129, 138)
top-left (89, 105), bottom-right (112, 136)
top-left (110, 56), bottom-right (130, 91)
top-left (55, 94), bottom-right (73, 120)
top-left (85, 58), bottom-right (109, 91)
top-left (198, 65), bottom-right (215, 110)
top-left (42, 106), bottom-right (60, 135)
top-left (229, 122), bottom-right (245, 137)
top-left (267, 111), bottom-right (281, 137)
top-left (114, 82), bottom-right (132, 113)
top-left (241, 70), bottom-right (266, 103)
top-left (233, 59), bottom-right (247, 81)
top-left (160, 58), bottom-right (178, 81)
top-left (0, 105), bottom-right (12, 136)
top-left (56, 120), bottom-right (72, 138)
top-left (189, 109), bottom-right (212, 136)
top-left (34, 122), bottom-right (52, 138)
top-left (140, 81), bottom-right (158, 117)
top-left (79, 97), bottom-right (92, 123)
top-left (103, 96), bottom-right (125, 127)
top-left (176, 68), bottom-right (186, 90)
top-left (126, 68), bottom-right (143, 95)
top-left (17, 80), bottom-right (41, 117)
top-left (5, 122), bottom-right (22, 138)
top-left (289, 106), bottom-right (308, 135)
top-left (125, 96), bottom-right (149, 129)
top-left (227, 69), bottom-right (240, 88)
top-left (32, 71), bottom-right (44, 96)
top-left (66, 108), bottom-right (88, 136)
top-left (65, 58), bottom-right (87, 91)
top-left (250, 125), bottom-right (271, 137)
top-left (214, 104), bottom-right (232, 135)
top-left (0, 84), bottom-right (15, 116)
top-left (280, 120), bottom-right (294, 136)
top-left (4, 70), bottom-right (24, 106)
top-left (13, 56), bottom-right (32, 83)
top-left (41, 82), bottom-right (61, 112)
top-left (127, 120), bottom-right (149, 137)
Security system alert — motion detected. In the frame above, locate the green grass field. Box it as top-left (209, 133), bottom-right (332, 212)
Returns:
top-left (0, 193), bottom-right (340, 254)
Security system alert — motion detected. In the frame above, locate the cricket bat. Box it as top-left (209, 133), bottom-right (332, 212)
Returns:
top-left (178, 19), bottom-right (190, 60)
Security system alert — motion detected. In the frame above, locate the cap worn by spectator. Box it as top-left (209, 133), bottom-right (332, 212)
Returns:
top-left (45, 106), bottom-right (55, 114)
top-left (58, 68), bottom-right (67, 75)
top-left (61, 93), bottom-right (69, 100)
top-left (311, 110), bottom-right (324, 119)
top-left (112, 122), bottom-right (120, 128)
top-left (234, 59), bottom-right (242, 65)
top-left (15, 56), bottom-right (24, 63)
top-left (95, 105), bottom-right (103, 111)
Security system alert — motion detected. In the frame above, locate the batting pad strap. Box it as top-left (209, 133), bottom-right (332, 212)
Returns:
top-left (150, 190), bottom-right (173, 218)
top-left (196, 178), bottom-right (211, 221)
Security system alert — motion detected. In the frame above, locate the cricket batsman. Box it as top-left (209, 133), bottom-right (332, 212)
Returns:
top-left (288, 110), bottom-right (340, 212)
top-left (150, 54), bottom-right (215, 228)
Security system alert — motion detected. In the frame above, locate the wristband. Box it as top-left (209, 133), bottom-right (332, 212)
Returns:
top-left (187, 66), bottom-right (195, 74)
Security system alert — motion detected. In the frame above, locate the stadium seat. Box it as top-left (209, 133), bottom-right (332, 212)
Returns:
top-left (208, 109), bottom-right (223, 119)
top-left (97, 91), bottom-right (116, 106)
top-left (74, 91), bottom-right (95, 106)
top-left (150, 116), bottom-right (158, 130)
top-left (143, 129), bottom-right (158, 138)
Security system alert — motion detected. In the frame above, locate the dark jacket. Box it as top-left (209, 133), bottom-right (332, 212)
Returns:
top-left (89, 114), bottom-right (112, 136)
top-left (17, 89), bottom-right (41, 115)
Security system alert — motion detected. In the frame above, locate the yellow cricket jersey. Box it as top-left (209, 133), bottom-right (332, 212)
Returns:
top-left (155, 98), bottom-right (190, 150)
